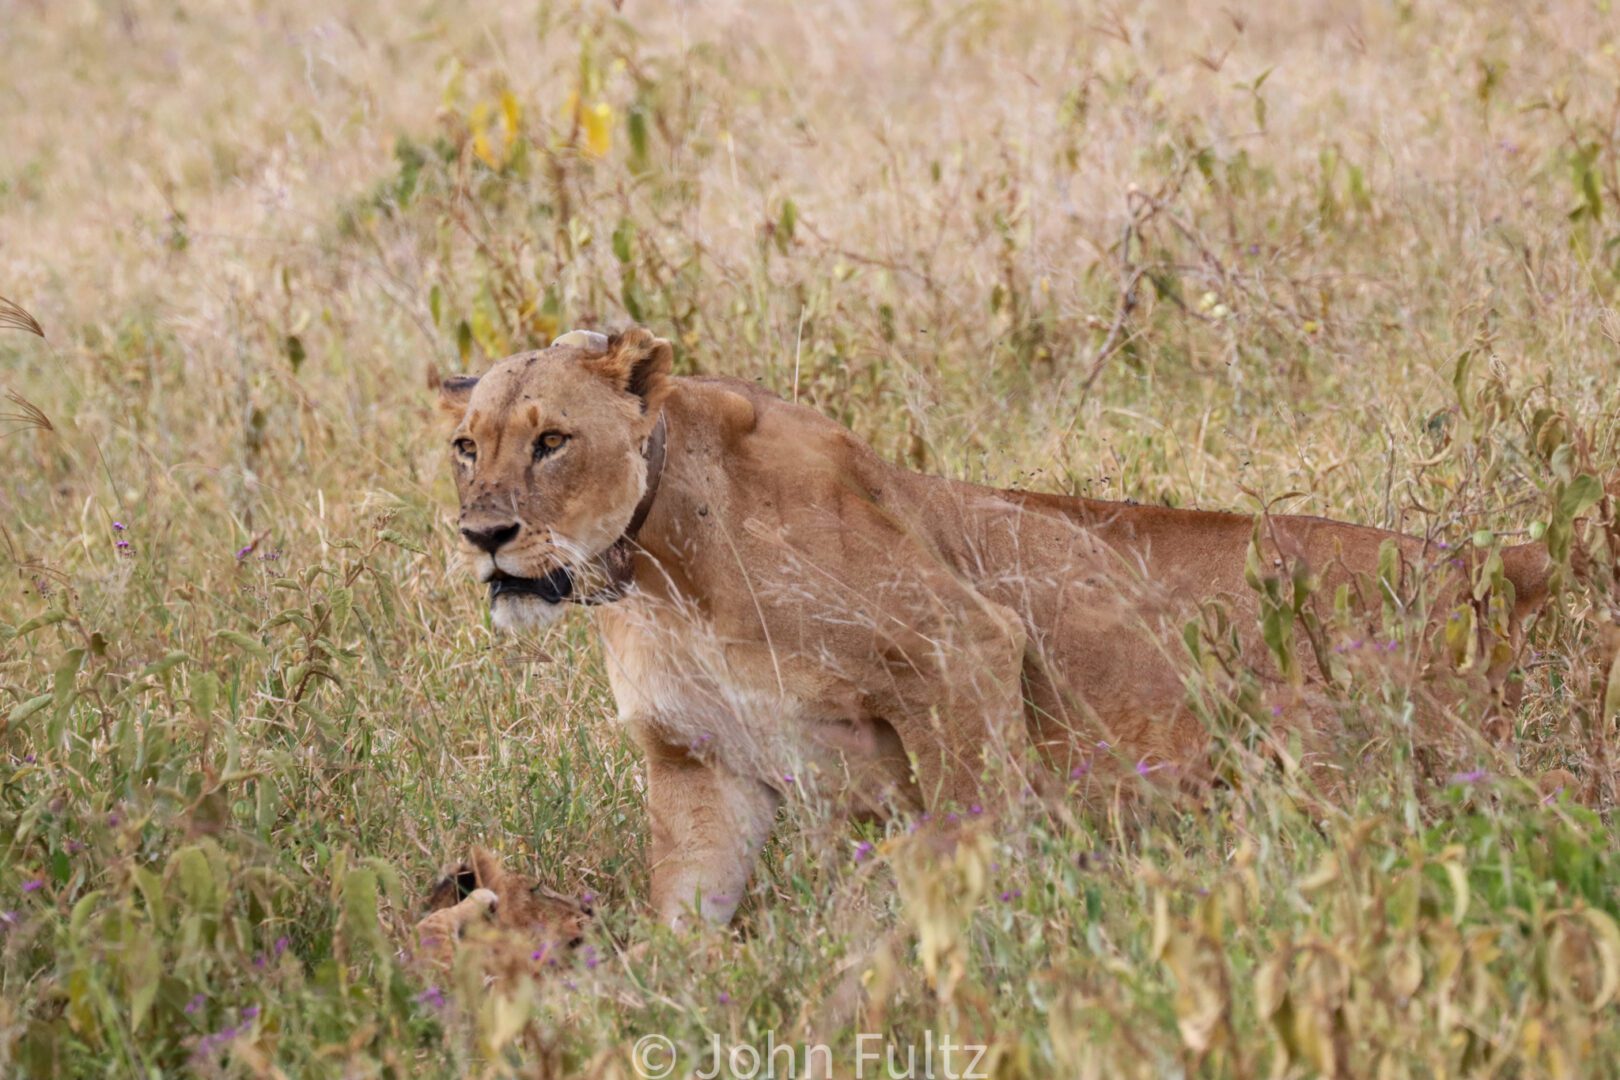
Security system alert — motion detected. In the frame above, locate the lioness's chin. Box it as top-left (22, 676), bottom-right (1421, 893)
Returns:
top-left (490, 594), bottom-right (567, 632)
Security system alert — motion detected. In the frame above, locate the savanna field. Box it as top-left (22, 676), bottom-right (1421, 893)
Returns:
top-left (5, 0), bottom-right (1620, 1076)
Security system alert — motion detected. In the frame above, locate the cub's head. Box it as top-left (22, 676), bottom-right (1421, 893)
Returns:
top-left (439, 327), bottom-right (673, 631)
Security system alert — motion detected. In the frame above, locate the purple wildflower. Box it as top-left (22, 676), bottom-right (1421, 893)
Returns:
top-left (116, 539), bottom-right (131, 550)
top-left (999, 889), bottom-right (1023, 902)
top-left (718, 992), bottom-right (731, 1005)
top-left (1070, 761), bottom-right (1090, 779)
top-left (1450, 769), bottom-right (1488, 786)
top-left (107, 812), bottom-right (120, 827)
top-left (580, 891), bottom-right (596, 906)
top-left (185, 993), bottom-right (206, 1015)
top-left (112, 521), bottom-right (126, 531)
top-left (22, 879), bottom-right (44, 894)
top-left (583, 945), bottom-right (599, 969)
top-left (417, 986), bottom-right (446, 1009)
top-left (782, 773), bottom-right (795, 785)
top-left (235, 545), bottom-right (253, 560)
top-left (969, 803), bottom-right (983, 816)
top-left (274, 936), bottom-right (288, 957)
top-left (1270, 704), bottom-right (1283, 717)
top-left (241, 1005), bottom-right (259, 1021)
top-left (854, 841), bottom-right (874, 863)
top-left (194, 1025), bottom-right (240, 1058)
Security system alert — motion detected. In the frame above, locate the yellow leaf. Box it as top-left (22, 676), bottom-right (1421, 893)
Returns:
top-left (441, 59), bottom-right (465, 111)
top-left (481, 983), bottom-right (534, 1055)
top-left (500, 90), bottom-right (522, 154)
top-left (1299, 852), bottom-right (1340, 895)
top-left (1443, 860), bottom-right (1470, 924)
top-left (1582, 906), bottom-right (1620, 1011)
top-left (470, 100), bottom-right (498, 169)
top-left (583, 101), bottom-right (614, 158)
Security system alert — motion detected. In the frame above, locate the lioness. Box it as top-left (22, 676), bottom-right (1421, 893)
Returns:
top-left (440, 327), bottom-right (1552, 927)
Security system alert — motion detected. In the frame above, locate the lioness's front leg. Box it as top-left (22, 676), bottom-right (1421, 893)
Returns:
top-left (635, 726), bottom-right (780, 928)
top-left (869, 593), bottom-right (1031, 814)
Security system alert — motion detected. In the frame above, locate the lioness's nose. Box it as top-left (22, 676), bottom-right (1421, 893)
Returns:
top-left (461, 522), bottom-right (520, 553)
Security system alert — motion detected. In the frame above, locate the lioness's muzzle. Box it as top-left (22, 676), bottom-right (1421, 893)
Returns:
top-left (489, 567), bottom-right (573, 605)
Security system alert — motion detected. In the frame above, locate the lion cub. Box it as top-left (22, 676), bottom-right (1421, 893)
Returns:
top-left (415, 848), bottom-right (591, 974)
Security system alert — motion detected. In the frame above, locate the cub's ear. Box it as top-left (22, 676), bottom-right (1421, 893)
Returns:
top-left (468, 847), bottom-right (506, 890)
top-left (438, 374), bottom-right (479, 422)
top-left (585, 327), bottom-right (673, 413)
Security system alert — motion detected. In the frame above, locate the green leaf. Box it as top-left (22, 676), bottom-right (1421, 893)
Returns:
top-left (13, 610), bottom-right (66, 638)
top-left (169, 846), bottom-right (218, 915)
top-left (216, 629), bottom-right (270, 659)
top-left (126, 933), bottom-right (161, 1033)
top-left (130, 652), bottom-right (189, 690)
top-left (132, 866), bottom-right (167, 927)
top-left (1558, 473), bottom-right (1603, 524)
top-left (190, 671), bottom-right (219, 722)
top-left (8, 693), bottom-right (53, 725)
top-left (1452, 350), bottom-right (1476, 417)
top-left (284, 334), bottom-right (306, 374)
top-left (612, 217), bottom-right (635, 264)
top-left (628, 106), bottom-right (650, 172)
top-left (341, 867), bottom-right (384, 956)
top-left (776, 198), bottom-right (798, 254)
top-left (378, 529), bottom-right (423, 554)
top-left (69, 890), bottom-right (102, 939)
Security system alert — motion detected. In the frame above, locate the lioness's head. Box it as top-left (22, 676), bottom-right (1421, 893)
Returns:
top-left (439, 327), bottom-right (673, 631)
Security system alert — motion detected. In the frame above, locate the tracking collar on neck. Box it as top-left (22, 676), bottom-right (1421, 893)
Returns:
top-left (577, 409), bottom-right (666, 604)
top-left (624, 409), bottom-right (667, 539)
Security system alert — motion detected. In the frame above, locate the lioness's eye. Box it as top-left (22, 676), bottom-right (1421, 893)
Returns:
top-left (453, 438), bottom-right (476, 460)
top-left (534, 431), bottom-right (569, 459)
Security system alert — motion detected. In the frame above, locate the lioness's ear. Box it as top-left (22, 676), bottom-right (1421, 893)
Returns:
top-left (438, 374), bottom-right (479, 422)
top-left (586, 327), bottom-right (673, 413)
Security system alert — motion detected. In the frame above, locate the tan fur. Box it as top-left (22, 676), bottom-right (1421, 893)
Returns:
top-left (416, 848), bottom-right (590, 972)
top-left (415, 888), bottom-right (499, 969)
top-left (441, 328), bottom-right (1553, 928)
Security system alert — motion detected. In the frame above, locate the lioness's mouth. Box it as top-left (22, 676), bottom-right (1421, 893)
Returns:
top-left (488, 567), bottom-right (574, 605)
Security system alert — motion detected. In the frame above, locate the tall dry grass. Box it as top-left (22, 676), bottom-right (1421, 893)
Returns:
top-left (3, 0), bottom-right (1619, 1075)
